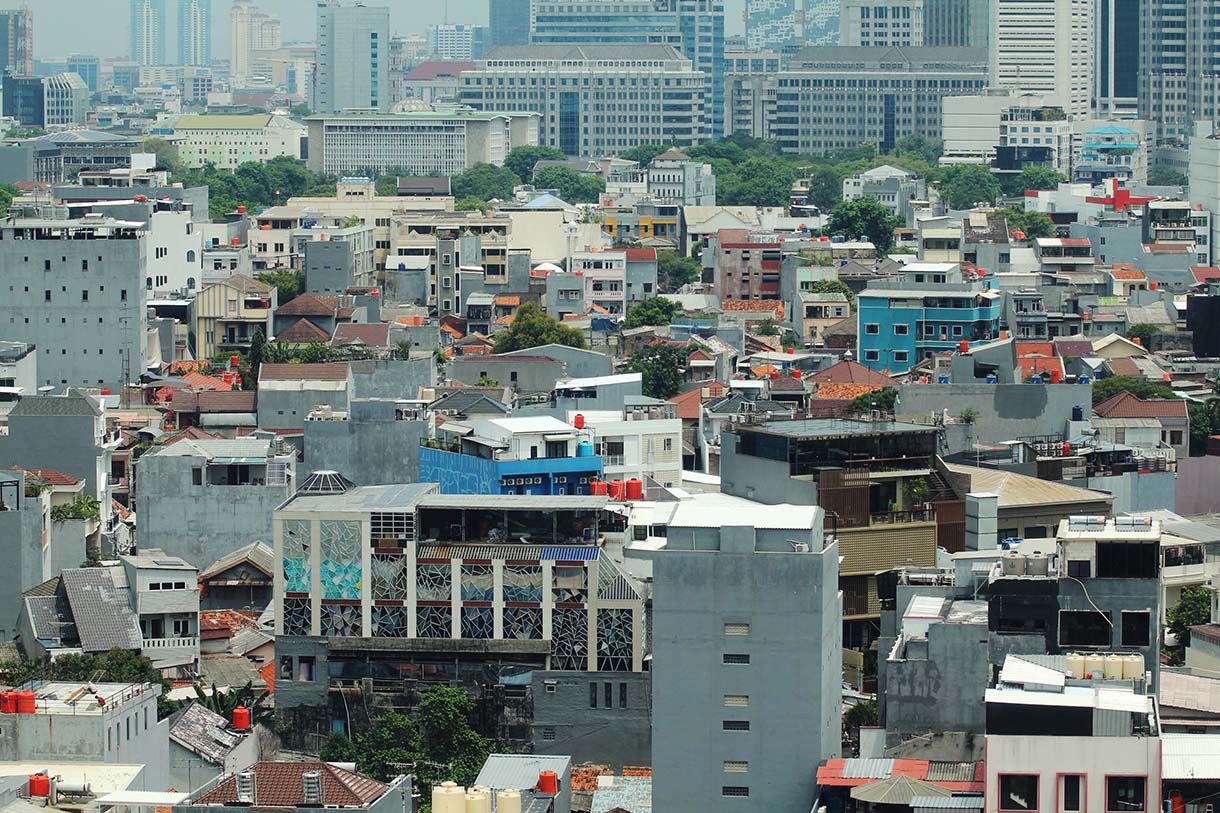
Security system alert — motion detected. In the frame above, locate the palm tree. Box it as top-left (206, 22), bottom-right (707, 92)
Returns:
top-left (193, 681), bottom-right (273, 726)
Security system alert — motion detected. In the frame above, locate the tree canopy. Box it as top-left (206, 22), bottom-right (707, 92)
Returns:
top-left (807, 278), bottom-right (855, 307)
top-left (626, 342), bottom-right (686, 399)
top-left (1148, 167), bottom-right (1187, 187)
top-left (504, 145), bottom-right (566, 184)
top-left (656, 250), bottom-right (700, 292)
top-left (1000, 207), bottom-right (1056, 240)
top-left (491, 302), bottom-right (587, 352)
top-left (1090, 375), bottom-right (1174, 405)
top-left (1167, 586), bottom-right (1212, 646)
top-left (619, 144), bottom-right (670, 165)
top-left (451, 163), bottom-right (520, 202)
top-left (624, 297), bottom-right (683, 329)
top-left (938, 164), bottom-right (1000, 210)
top-left (1000, 166), bottom-right (1065, 197)
top-left (827, 198), bottom-right (900, 253)
top-left (531, 166), bottom-right (606, 204)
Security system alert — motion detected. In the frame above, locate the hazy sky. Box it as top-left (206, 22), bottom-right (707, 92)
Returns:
top-left (8, 0), bottom-right (747, 60)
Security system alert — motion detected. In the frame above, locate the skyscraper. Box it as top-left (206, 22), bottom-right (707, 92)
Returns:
top-left (130, 0), bottom-right (167, 66)
top-left (230, 0), bottom-right (282, 84)
top-left (991, 0), bottom-right (1093, 120)
top-left (746, 0), bottom-right (803, 50)
top-left (178, 0), bottom-right (211, 67)
top-left (488, 0), bottom-right (530, 47)
top-left (531, 0), bottom-right (725, 140)
top-left (0, 7), bottom-right (34, 77)
top-left (923, 0), bottom-right (990, 48)
top-left (1139, 0), bottom-right (1220, 145)
top-left (313, 1), bottom-right (391, 114)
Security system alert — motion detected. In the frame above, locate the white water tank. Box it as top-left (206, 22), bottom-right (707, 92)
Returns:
top-left (465, 786), bottom-right (491, 813)
top-left (1122, 653), bottom-right (1144, 680)
top-left (1084, 653), bottom-right (1105, 678)
top-left (1066, 652), bottom-right (1086, 679)
top-left (1002, 552), bottom-right (1027, 576)
top-left (1025, 552), bottom-right (1049, 576)
top-left (1104, 654), bottom-right (1125, 680)
top-left (433, 782), bottom-right (466, 813)
top-left (496, 789), bottom-right (522, 813)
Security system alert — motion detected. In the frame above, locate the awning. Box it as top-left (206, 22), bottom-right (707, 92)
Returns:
top-left (852, 777), bottom-right (951, 805)
top-left (210, 457), bottom-right (267, 464)
top-left (544, 433), bottom-right (575, 441)
top-left (96, 791), bottom-right (191, 807)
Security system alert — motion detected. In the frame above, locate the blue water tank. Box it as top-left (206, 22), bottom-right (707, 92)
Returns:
top-left (1031, 375), bottom-right (1043, 384)
top-left (986, 374), bottom-right (998, 384)
top-left (1072, 405), bottom-right (1084, 421)
top-left (937, 375), bottom-right (950, 384)
top-left (1078, 375), bottom-right (1091, 384)
top-left (576, 441), bottom-right (594, 458)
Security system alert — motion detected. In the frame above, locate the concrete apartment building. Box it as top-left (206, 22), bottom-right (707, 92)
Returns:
top-left (1139, 0), bottom-right (1220, 143)
top-left (0, 215), bottom-right (149, 390)
top-left (312, 0), bottom-right (390, 114)
top-left (460, 45), bottom-right (707, 156)
top-left (990, 0), bottom-right (1094, 120)
top-left (172, 113), bottom-right (305, 169)
top-left (55, 158), bottom-right (209, 223)
top-left (41, 73), bottom-right (90, 127)
top-left (630, 500), bottom-right (841, 812)
top-left (568, 401), bottom-right (684, 488)
top-left (839, 0), bottom-right (925, 46)
top-left (305, 109), bottom-right (540, 177)
top-left (728, 47), bottom-right (988, 154)
top-left (121, 548), bottom-right (201, 671)
top-left (191, 275), bottom-right (276, 360)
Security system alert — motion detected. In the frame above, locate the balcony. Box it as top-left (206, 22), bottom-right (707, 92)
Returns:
top-left (141, 636), bottom-right (198, 651)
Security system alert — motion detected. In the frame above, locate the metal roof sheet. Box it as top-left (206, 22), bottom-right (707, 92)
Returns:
top-left (912, 794), bottom-right (985, 809)
top-left (475, 753), bottom-right (571, 791)
top-left (925, 765), bottom-right (981, 784)
top-left (842, 759), bottom-right (895, 779)
top-left (1161, 734), bottom-right (1220, 779)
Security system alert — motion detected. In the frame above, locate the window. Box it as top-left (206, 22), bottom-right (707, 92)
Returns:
top-left (1067, 560), bottom-right (1091, 578)
top-left (723, 653), bottom-right (750, 665)
top-left (722, 786), bottom-right (749, 797)
top-left (865, 323), bottom-right (880, 334)
top-left (663, 437), bottom-right (673, 451)
top-left (1170, 430), bottom-right (1183, 446)
top-left (724, 695), bottom-right (749, 707)
top-left (542, 727), bottom-right (556, 741)
top-left (605, 682), bottom-right (613, 708)
top-left (1060, 775), bottom-right (1083, 813)
top-left (894, 324), bottom-right (909, 335)
top-left (1106, 777), bottom-right (1145, 812)
top-left (544, 681), bottom-right (557, 694)
top-left (724, 761), bottom-right (749, 773)
top-left (279, 656), bottom-right (293, 680)
top-left (81, 290), bottom-right (88, 302)
top-left (172, 618), bottom-right (191, 637)
top-left (619, 682), bottom-right (627, 707)
top-left (722, 720), bottom-right (750, 731)
top-left (1059, 610), bottom-right (1111, 647)
top-left (44, 290), bottom-right (50, 303)
top-left (894, 351), bottom-right (909, 362)
top-left (998, 775), bottom-right (1038, 811)
top-left (724, 623), bottom-right (749, 635)
top-left (589, 682), bottom-right (597, 708)
top-left (1121, 611), bottom-right (1151, 647)
top-left (299, 656), bottom-right (316, 681)
top-left (864, 350), bottom-right (880, 362)
top-left (192, 468), bottom-right (203, 486)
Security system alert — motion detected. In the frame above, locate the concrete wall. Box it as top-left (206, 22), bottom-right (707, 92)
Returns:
top-left (350, 358), bottom-right (435, 400)
top-left (897, 383), bottom-right (1091, 452)
top-left (1175, 455), bottom-right (1220, 515)
top-left (497, 345), bottom-right (614, 379)
top-left (1085, 471), bottom-right (1176, 514)
top-left (304, 401), bottom-right (425, 485)
top-left (718, 432), bottom-right (817, 505)
top-left (168, 723), bottom-right (259, 794)
top-left (0, 482), bottom-right (46, 641)
top-left (449, 357), bottom-right (564, 392)
top-left (257, 385), bottom-right (351, 431)
top-left (884, 619), bottom-right (990, 737)
top-left (530, 671), bottom-right (650, 769)
top-left (135, 453), bottom-right (291, 568)
top-left (304, 239), bottom-right (354, 295)
top-left (649, 529), bottom-right (840, 813)
top-left (0, 409), bottom-right (108, 499)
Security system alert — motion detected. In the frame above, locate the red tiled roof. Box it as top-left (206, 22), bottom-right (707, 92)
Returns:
top-left (494, 295), bottom-right (521, 306)
top-left (181, 371), bottom-right (233, 391)
top-left (160, 426), bottom-right (221, 445)
top-left (404, 60), bottom-right (474, 80)
top-left (721, 299), bottom-right (784, 317)
top-left (668, 381), bottom-right (728, 420)
top-left (1093, 390), bottom-right (1188, 419)
top-left (1110, 269), bottom-right (1147, 280)
top-left (440, 323), bottom-right (464, 339)
top-left (276, 318), bottom-right (333, 344)
top-left (815, 382), bottom-right (882, 401)
top-left (1192, 266), bottom-right (1220, 283)
top-left (1018, 355), bottom-right (1064, 380)
top-left (623, 247), bottom-right (657, 261)
top-left (259, 363), bottom-right (350, 381)
top-left (1016, 342), bottom-right (1055, 358)
top-left (454, 354), bottom-right (555, 364)
top-left (332, 323), bottom-right (391, 347)
top-left (810, 360), bottom-right (894, 387)
top-left (396, 315), bottom-right (425, 327)
top-left (10, 467), bottom-right (80, 486)
top-left (1105, 357), bottom-right (1143, 378)
top-left (260, 660), bottom-right (276, 693)
top-left (170, 390), bottom-right (257, 414)
top-left (275, 293), bottom-right (338, 317)
top-left (193, 763), bottom-right (388, 808)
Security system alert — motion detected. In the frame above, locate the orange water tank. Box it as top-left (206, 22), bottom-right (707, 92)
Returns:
top-left (16, 691), bottom-right (35, 714)
top-left (792, 369), bottom-right (802, 379)
top-left (958, 340), bottom-right (969, 353)
top-left (0, 691), bottom-right (16, 714)
top-left (625, 479), bottom-right (643, 501)
top-left (28, 775), bottom-right (49, 797)
top-left (573, 414), bottom-right (585, 429)
top-left (232, 706), bottom-right (250, 730)
top-left (537, 771), bottom-right (559, 795)
top-left (608, 480), bottom-right (626, 500)
top-left (231, 237), bottom-right (240, 246)
top-left (237, 205), bottom-right (247, 214)
top-left (589, 480), bottom-right (607, 496)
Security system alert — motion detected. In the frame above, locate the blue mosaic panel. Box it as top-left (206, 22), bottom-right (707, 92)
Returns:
top-left (371, 554), bottom-right (410, 601)
top-left (461, 606), bottom-right (494, 639)
top-left (503, 565), bottom-right (543, 603)
top-left (417, 605), bottom-right (451, 638)
top-left (551, 607), bottom-right (587, 670)
top-left (282, 598), bottom-right (311, 636)
top-left (320, 603), bottom-right (361, 637)
top-left (416, 564), bottom-right (451, 602)
top-left (281, 519), bottom-right (311, 593)
top-left (504, 606), bottom-right (542, 640)
top-left (372, 605), bottom-right (410, 638)
top-left (320, 519), bottom-right (362, 600)
top-left (461, 565), bottom-right (494, 602)
top-left (597, 608), bottom-right (633, 672)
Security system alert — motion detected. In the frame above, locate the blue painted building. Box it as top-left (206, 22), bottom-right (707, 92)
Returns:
top-left (419, 415), bottom-right (604, 495)
top-left (857, 263), bottom-right (1003, 373)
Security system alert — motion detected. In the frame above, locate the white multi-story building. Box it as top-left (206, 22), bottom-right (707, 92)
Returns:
top-left (647, 148), bottom-right (717, 206)
top-left (839, 0), bottom-right (924, 47)
top-left (430, 23), bottom-right (483, 61)
top-left (172, 112), bottom-right (305, 169)
top-left (460, 45), bottom-right (707, 157)
top-left (941, 89), bottom-right (1061, 166)
top-left (130, 0), bottom-right (166, 67)
top-left (121, 547), bottom-right (200, 670)
top-left (990, 0), bottom-right (1094, 120)
top-left (574, 251), bottom-right (627, 316)
top-left (305, 108), bottom-right (540, 177)
top-left (569, 403), bottom-right (684, 488)
top-left (1189, 122), bottom-right (1220, 260)
top-left (230, 0), bottom-right (282, 84)
top-left (42, 73), bottom-right (90, 127)
top-left (177, 0), bottom-right (211, 67)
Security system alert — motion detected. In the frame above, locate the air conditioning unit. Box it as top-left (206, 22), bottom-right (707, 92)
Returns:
top-left (236, 770), bottom-right (256, 804)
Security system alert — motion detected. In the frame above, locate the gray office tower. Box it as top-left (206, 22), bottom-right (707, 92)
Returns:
top-left (313, 0), bottom-right (391, 114)
top-left (1139, 0), bottom-right (1219, 144)
top-left (637, 504), bottom-right (842, 813)
top-left (923, 0), bottom-right (989, 47)
top-left (489, 0), bottom-right (530, 47)
top-left (531, 0), bottom-right (725, 140)
top-left (0, 8), bottom-right (34, 76)
top-left (0, 215), bottom-right (149, 391)
top-left (1096, 0), bottom-right (1138, 117)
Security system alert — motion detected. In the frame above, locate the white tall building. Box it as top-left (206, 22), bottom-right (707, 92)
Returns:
top-left (1188, 122), bottom-right (1220, 265)
top-left (839, 0), bottom-right (924, 47)
top-left (990, 0), bottom-right (1093, 120)
top-left (42, 73), bottom-right (90, 127)
top-left (313, 0), bottom-right (390, 114)
top-left (230, 0), bottom-right (282, 84)
top-left (177, 0), bottom-right (211, 67)
top-left (430, 23), bottom-right (483, 61)
top-left (130, 0), bottom-right (166, 66)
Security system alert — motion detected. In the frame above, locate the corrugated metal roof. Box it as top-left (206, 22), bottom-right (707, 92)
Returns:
top-left (543, 546), bottom-right (599, 561)
top-left (925, 764), bottom-right (979, 784)
top-left (1162, 734), bottom-right (1220, 780)
top-left (842, 759), bottom-right (895, 779)
top-left (61, 569), bottom-right (142, 653)
top-left (475, 754), bottom-right (571, 791)
top-left (912, 794), bottom-right (985, 809)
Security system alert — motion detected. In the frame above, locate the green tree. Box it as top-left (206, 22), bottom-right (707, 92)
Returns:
top-left (320, 731), bottom-right (358, 762)
top-left (1000, 207), bottom-right (1056, 240)
top-left (1148, 167), bottom-right (1187, 187)
top-left (626, 342), bottom-right (686, 399)
top-left (1091, 375), bottom-right (1174, 405)
top-left (531, 166), bottom-right (606, 204)
top-left (656, 250), bottom-right (700, 292)
top-left (140, 136), bottom-right (183, 174)
top-left (1187, 401), bottom-right (1213, 456)
top-left (938, 164), bottom-right (1001, 209)
top-left (827, 198), bottom-right (901, 253)
top-left (247, 329), bottom-right (267, 386)
top-left (846, 388), bottom-right (897, 415)
top-left (255, 270), bottom-right (304, 306)
top-left (504, 145), bottom-right (566, 184)
top-left (755, 318), bottom-right (779, 336)
top-left (415, 686), bottom-right (492, 788)
top-left (624, 297), bottom-right (682, 329)
top-left (1127, 323), bottom-right (1160, 348)
top-left (454, 196), bottom-right (485, 211)
top-left (491, 301), bottom-right (587, 352)
top-left (719, 156), bottom-right (796, 207)
top-left (1167, 585), bottom-right (1213, 646)
top-left (807, 278), bottom-right (855, 308)
top-left (0, 183), bottom-right (19, 218)
top-left (619, 144), bottom-right (670, 165)
top-left (476, 376), bottom-right (501, 387)
top-left (451, 163), bottom-right (520, 202)
top-left (803, 166), bottom-right (844, 211)
top-left (289, 102), bottom-right (311, 118)
top-left (1002, 166), bottom-right (1066, 197)
top-left (893, 134), bottom-right (943, 165)
top-left (354, 711), bottom-right (423, 783)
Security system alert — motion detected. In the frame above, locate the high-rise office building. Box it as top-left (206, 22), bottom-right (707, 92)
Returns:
top-left (923, 0), bottom-right (989, 47)
top-left (991, 0), bottom-right (1093, 120)
top-left (531, 0), bottom-right (725, 140)
top-left (177, 0), bottom-right (211, 67)
top-left (230, 0), bottom-right (282, 84)
top-left (430, 23), bottom-right (487, 61)
top-left (1139, 0), bottom-right (1220, 145)
top-left (0, 8), bottom-right (33, 76)
top-left (488, 0), bottom-right (530, 47)
top-left (746, 0), bottom-right (803, 50)
top-left (840, 0), bottom-right (925, 46)
top-left (1095, 0), bottom-right (1138, 118)
top-left (130, 0), bottom-right (167, 66)
top-left (66, 55), bottom-right (100, 92)
top-left (313, 0), bottom-right (390, 114)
